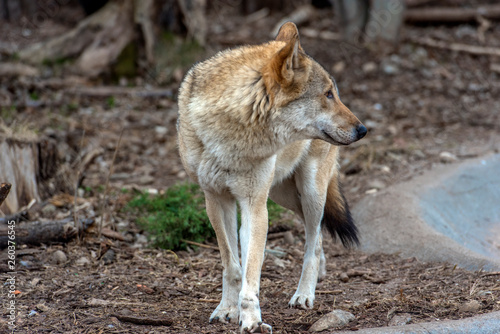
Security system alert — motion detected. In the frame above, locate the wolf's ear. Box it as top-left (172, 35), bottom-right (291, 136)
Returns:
top-left (267, 22), bottom-right (303, 88)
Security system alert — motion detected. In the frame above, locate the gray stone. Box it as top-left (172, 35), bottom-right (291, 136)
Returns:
top-left (353, 154), bottom-right (500, 271)
top-left (51, 250), bottom-right (67, 264)
top-left (382, 63), bottom-right (399, 75)
top-left (459, 300), bottom-right (481, 313)
top-left (362, 62), bottom-right (377, 73)
top-left (388, 314), bottom-right (412, 326)
top-left (76, 256), bottom-right (91, 266)
top-left (336, 311), bottom-right (500, 334)
top-left (283, 231), bottom-right (294, 245)
top-left (42, 204), bottom-right (57, 214)
top-left (439, 151), bottom-right (458, 163)
top-left (309, 310), bottom-right (355, 332)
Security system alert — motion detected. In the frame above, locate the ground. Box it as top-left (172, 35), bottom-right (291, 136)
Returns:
top-left (1, 1), bottom-right (500, 333)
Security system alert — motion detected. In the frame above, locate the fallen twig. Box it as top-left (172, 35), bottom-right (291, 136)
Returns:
top-left (406, 4), bottom-right (500, 23)
top-left (0, 218), bottom-right (94, 249)
top-left (66, 86), bottom-right (174, 99)
top-left (180, 239), bottom-right (219, 250)
top-left (98, 128), bottom-right (124, 239)
top-left (112, 314), bottom-right (173, 326)
top-left (409, 37), bottom-right (500, 57)
top-left (316, 290), bottom-right (343, 295)
top-left (300, 28), bottom-right (341, 41)
top-left (198, 299), bottom-right (220, 303)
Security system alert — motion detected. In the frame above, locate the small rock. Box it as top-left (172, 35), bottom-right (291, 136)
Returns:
top-left (380, 165), bottom-right (391, 173)
top-left (42, 204), bottom-right (57, 214)
top-left (333, 61), bottom-right (345, 74)
top-left (364, 120), bottom-right (379, 129)
top-left (459, 300), bottom-right (481, 313)
top-left (309, 310), bottom-right (355, 332)
top-left (283, 231), bottom-right (294, 245)
top-left (101, 249), bottom-right (115, 265)
top-left (146, 188), bottom-right (158, 195)
top-left (52, 250), bottom-right (67, 264)
top-left (176, 170), bottom-right (187, 179)
top-left (339, 272), bottom-right (349, 283)
top-left (272, 257), bottom-right (287, 269)
top-left (388, 313), bottom-right (412, 326)
top-left (439, 151), bottom-right (458, 163)
top-left (155, 126), bottom-right (168, 136)
top-left (138, 175), bottom-right (155, 185)
top-left (368, 179), bottom-right (386, 190)
top-left (382, 63), bottom-right (399, 75)
top-left (135, 233), bottom-right (148, 245)
top-left (30, 278), bottom-right (41, 287)
top-left (362, 62), bottom-right (377, 73)
top-left (76, 256), bottom-right (91, 266)
top-left (36, 303), bottom-right (51, 312)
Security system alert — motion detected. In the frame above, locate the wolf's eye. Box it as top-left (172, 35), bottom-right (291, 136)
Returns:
top-left (325, 90), bottom-right (334, 99)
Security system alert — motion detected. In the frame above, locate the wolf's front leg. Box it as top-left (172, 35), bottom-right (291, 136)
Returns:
top-left (237, 193), bottom-right (272, 333)
top-left (205, 191), bottom-right (242, 324)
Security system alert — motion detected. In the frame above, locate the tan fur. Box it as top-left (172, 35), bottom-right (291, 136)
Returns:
top-left (177, 22), bottom-right (366, 333)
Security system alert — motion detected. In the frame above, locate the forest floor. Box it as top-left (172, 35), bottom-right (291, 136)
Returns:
top-left (1, 1), bottom-right (500, 333)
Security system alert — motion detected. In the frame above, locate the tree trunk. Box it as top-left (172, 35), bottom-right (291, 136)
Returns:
top-left (333, 0), bottom-right (405, 45)
top-left (18, 0), bottom-right (135, 77)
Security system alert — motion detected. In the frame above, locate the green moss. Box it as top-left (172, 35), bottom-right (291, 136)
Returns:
top-left (127, 183), bottom-right (212, 250)
top-left (127, 183), bottom-right (290, 250)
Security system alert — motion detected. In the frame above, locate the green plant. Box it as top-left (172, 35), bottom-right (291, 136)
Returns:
top-left (106, 96), bottom-right (116, 108)
top-left (1, 106), bottom-right (17, 122)
top-left (267, 198), bottom-right (285, 226)
top-left (29, 91), bottom-right (39, 101)
top-left (127, 183), bottom-right (289, 250)
top-left (127, 183), bottom-right (213, 250)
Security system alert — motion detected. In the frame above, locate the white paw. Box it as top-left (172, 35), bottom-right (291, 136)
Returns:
top-left (210, 303), bottom-right (239, 324)
top-left (240, 320), bottom-right (272, 333)
top-left (238, 298), bottom-right (271, 333)
top-left (289, 293), bottom-right (315, 309)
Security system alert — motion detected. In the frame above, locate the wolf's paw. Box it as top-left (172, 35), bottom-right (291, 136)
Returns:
top-left (240, 320), bottom-right (272, 333)
top-left (210, 303), bottom-right (239, 324)
top-left (289, 293), bottom-right (315, 309)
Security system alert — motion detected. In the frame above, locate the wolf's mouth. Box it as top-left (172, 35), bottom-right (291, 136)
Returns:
top-left (321, 130), bottom-right (347, 146)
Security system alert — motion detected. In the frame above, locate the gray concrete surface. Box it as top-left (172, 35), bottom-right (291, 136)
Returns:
top-left (336, 311), bottom-right (500, 334)
top-left (352, 154), bottom-right (500, 271)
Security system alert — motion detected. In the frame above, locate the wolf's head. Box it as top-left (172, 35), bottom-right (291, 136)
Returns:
top-left (263, 22), bottom-right (367, 146)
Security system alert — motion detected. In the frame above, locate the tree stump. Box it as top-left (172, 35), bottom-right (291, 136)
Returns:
top-left (0, 133), bottom-right (61, 215)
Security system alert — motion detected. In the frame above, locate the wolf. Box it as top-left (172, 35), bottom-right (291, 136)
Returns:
top-left (177, 22), bottom-right (366, 333)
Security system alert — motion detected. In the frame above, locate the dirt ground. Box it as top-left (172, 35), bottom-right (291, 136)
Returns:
top-left (1, 1), bottom-right (500, 333)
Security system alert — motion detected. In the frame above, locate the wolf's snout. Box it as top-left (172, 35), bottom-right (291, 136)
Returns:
top-left (356, 124), bottom-right (367, 140)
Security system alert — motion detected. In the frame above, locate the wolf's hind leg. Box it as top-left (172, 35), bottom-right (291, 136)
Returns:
top-left (205, 191), bottom-right (241, 324)
top-left (288, 162), bottom-right (329, 309)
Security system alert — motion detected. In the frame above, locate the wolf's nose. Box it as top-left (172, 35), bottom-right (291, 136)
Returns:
top-left (356, 124), bottom-right (367, 140)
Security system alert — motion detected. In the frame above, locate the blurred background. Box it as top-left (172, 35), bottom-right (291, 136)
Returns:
top-left (0, 0), bottom-right (499, 233)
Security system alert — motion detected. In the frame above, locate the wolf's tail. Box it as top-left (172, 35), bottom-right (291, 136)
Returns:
top-left (321, 174), bottom-right (359, 247)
